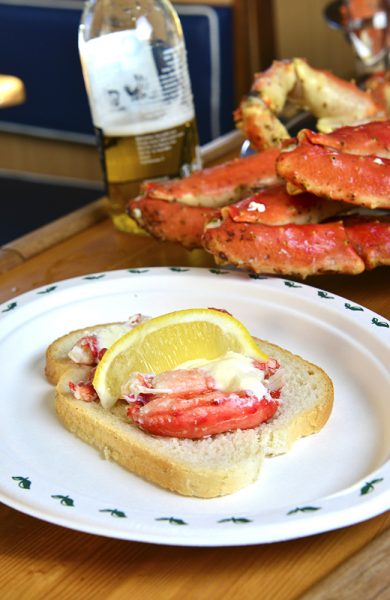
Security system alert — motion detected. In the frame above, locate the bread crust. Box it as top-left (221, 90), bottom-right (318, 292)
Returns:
top-left (51, 334), bottom-right (334, 497)
top-left (55, 392), bottom-right (264, 498)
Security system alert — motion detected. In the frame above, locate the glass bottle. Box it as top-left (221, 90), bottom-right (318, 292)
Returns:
top-left (79, 0), bottom-right (201, 233)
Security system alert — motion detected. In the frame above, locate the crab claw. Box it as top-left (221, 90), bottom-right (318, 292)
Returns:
top-left (236, 58), bottom-right (385, 151)
top-left (276, 121), bottom-right (390, 210)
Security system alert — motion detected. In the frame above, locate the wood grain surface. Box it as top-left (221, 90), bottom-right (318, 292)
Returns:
top-left (0, 506), bottom-right (389, 600)
top-left (300, 527), bottom-right (390, 600)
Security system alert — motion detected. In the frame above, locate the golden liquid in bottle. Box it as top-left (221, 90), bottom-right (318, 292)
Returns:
top-left (96, 118), bottom-right (200, 234)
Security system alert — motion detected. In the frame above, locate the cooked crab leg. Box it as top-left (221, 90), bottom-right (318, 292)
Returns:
top-left (142, 147), bottom-right (280, 208)
top-left (203, 220), bottom-right (365, 277)
top-left (128, 184), bottom-right (347, 250)
top-left (344, 216), bottom-right (390, 269)
top-left (221, 184), bottom-right (347, 225)
top-left (235, 58), bottom-right (384, 151)
top-left (364, 72), bottom-right (390, 114)
top-left (300, 121), bottom-right (390, 157)
top-left (203, 217), bottom-right (390, 278)
top-left (129, 196), bottom-right (220, 250)
top-left (277, 122), bottom-right (390, 209)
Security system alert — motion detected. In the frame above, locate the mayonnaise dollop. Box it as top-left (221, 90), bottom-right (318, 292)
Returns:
top-left (68, 314), bottom-right (149, 364)
top-left (176, 351), bottom-right (268, 398)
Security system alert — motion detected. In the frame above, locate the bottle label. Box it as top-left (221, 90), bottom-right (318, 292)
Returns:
top-left (79, 30), bottom-right (195, 136)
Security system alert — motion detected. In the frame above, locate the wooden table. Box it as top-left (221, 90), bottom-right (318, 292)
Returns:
top-left (0, 134), bottom-right (389, 599)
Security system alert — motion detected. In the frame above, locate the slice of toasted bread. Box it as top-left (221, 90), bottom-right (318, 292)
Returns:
top-left (53, 339), bottom-right (333, 497)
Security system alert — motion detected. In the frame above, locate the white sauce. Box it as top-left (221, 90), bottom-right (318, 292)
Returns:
top-left (96, 324), bottom-right (134, 350)
top-left (68, 314), bottom-right (149, 363)
top-left (177, 351), bottom-right (267, 398)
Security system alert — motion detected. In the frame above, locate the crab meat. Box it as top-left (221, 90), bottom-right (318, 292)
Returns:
top-left (69, 379), bottom-right (98, 402)
top-left (128, 390), bottom-right (279, 439)
top-left (126, 360), bottom-right (280, 439)
top-left (68, 315), bottom-right (149, 366)
top-left (68, 334), bottom-right (100, 365)
top-left (122, 368), bottom-right (217, 401)
top-left (235, 58), bottom-right (385, 151)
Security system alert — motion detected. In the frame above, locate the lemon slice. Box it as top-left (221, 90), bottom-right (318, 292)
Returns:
top-left (93, 308), bottom-right (268, 409)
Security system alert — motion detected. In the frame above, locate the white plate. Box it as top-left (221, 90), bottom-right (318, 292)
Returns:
top-left (0, 267), bottom-right (389, 546)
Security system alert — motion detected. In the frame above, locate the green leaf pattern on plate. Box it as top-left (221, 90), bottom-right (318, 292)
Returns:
top-left (371, 317), bottom-right (389, 328)
top-left (169, 267), bottom-right (190, 272)
top-left (318, 291), bottom-right (334, 299)
top-left (37, 286), bottom-right (57, 295)
top-left (156, 517), bottom-right (188, 525)
top-left (12, 476), bottom-right (31, 489)
top-left (209, 268), bottom-right (229, 275)
top-left (99, 509), bottom-right (127, 518)
top-left (360, 478), bottom-right (384, 495)
top-left (287, 506), bottom-right (321, 515)
top-left (218, 517), bottom-right (252, 524)
top-left (284, 281), bottom-right (302, 288)
top-left (51, 495), bottom-right (74, 506)
top-left (345, 302), bottom-right (364, 311)
top-left (1, 302), bottom-right (17, 313)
